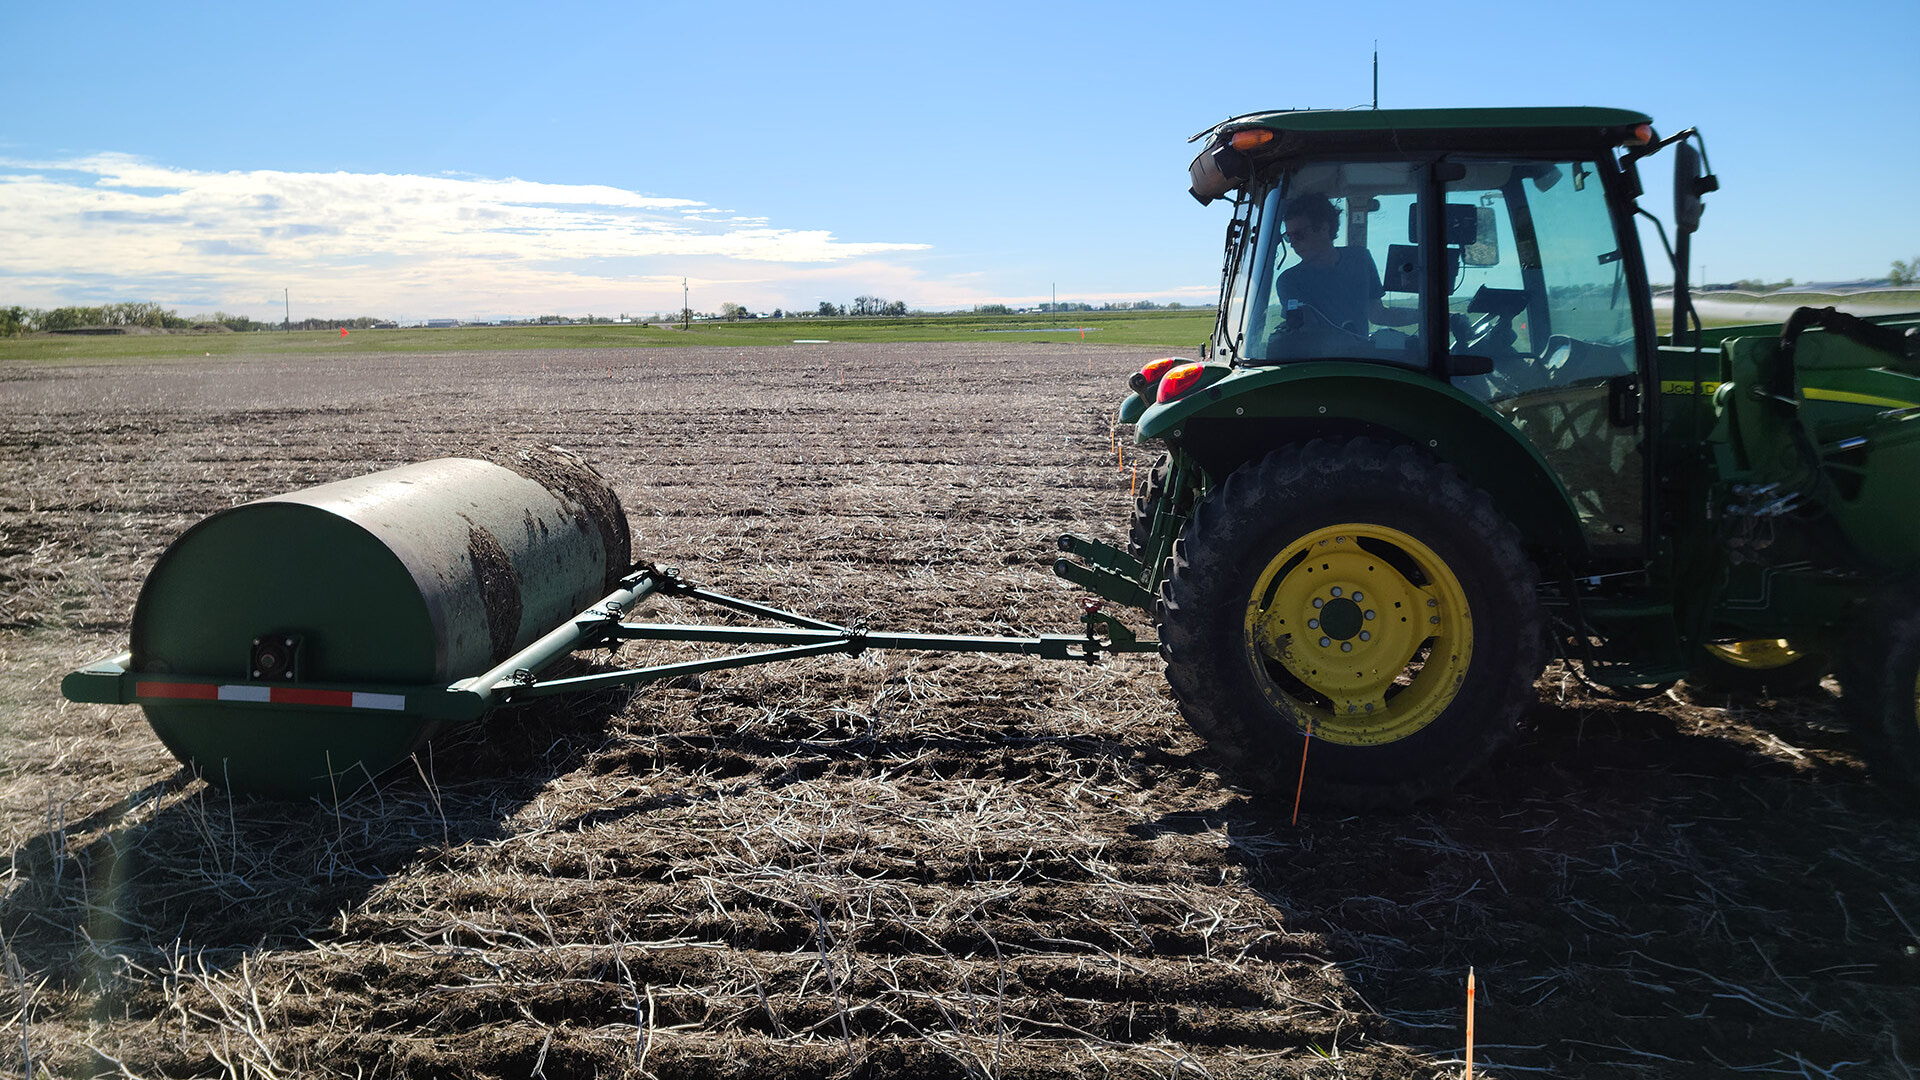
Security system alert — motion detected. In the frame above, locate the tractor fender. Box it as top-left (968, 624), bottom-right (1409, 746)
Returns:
top-left (1135, 361), bottom-right (1588, 554)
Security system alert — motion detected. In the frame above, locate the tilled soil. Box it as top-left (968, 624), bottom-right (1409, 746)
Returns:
top-left (2, 342), bottom-right (1918, 1078)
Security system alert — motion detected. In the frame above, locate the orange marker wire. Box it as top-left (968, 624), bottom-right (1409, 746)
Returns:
top-left (1130, 465), bottom-right (1137, 498)
top-left (1290, 728), bottom-right (1311, 825)
top-left (1465, 967), bottom-right (1476, 1080)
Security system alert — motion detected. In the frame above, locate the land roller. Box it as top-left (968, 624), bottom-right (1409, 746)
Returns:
top-left (60, 106), bottom-right (1920, 808)
top-left (63, 448), bottom-right (1152, 798)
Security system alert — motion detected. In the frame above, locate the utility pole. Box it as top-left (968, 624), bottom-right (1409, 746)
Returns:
top-left (683, 278), bottom-right (689, 331)
top-left (1372, 43), bottom-right (1379, 109)
top-left (284, 288), bottom-right (290, 334)
top-left (1052, 283), bottom-right (1057, 330)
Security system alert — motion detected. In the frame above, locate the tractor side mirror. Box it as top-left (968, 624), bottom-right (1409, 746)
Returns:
top-left (1674, 141), bottom-right (1716, 236)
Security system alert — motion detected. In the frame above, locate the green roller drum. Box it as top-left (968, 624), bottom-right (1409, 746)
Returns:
top-left (94, 449), bottom-right (630, 798)
top-left (66, 442), bottom-right (1149, 803)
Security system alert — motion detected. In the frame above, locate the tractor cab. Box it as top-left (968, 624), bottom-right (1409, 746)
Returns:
top-left (1187, 108), bottom-right (1663, 556)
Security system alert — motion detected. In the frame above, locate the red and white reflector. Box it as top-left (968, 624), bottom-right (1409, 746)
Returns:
top-left (136, 681), bottom-right (406, 712)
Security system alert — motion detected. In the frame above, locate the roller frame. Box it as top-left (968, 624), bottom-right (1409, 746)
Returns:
top-left (66, 563), bottom-right (1156, 735)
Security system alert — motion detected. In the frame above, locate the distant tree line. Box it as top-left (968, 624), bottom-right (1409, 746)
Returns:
top-left (488, 314), bottom-right (647, 325)
top-left (973, 300), bottom-right (1186, 315)
top-left (2, 302), bottom-right (199, 335)
top-left (806, 296), bottom-right (910, 318)
top-left (709, 297), bottom-right (915, 319)
top-left (285, 316), bottom-right (386, 331)
top-left (0, 302), bottom-right (387, 336)
top-left (0, 293), bottom-right (1210, 339)
top-left (1892, 257), bottom-right (1919, 287)
top-left (1710, 278), bottom-right (1797, 292)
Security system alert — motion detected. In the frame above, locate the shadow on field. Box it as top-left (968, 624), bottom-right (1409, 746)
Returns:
top-left (1140, 681), bottom-right (1920, 1077)
top-left (0, 688), bottom-right (631, 982)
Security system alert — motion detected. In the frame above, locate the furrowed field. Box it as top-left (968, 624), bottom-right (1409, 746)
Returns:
top-left (3, 342), bottom-right (1918, 1078)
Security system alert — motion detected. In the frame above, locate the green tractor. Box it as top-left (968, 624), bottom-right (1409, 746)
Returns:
top-left (1056, 107), bottom-right (1920, 807)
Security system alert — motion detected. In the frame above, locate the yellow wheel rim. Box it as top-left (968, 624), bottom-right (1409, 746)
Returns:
top-left (1244, 523), bottom-right (1473, 746)
top-left (1702, 639), bottom-right (1806, 671)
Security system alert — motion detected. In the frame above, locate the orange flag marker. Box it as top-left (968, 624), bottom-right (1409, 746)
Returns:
top-left (1465, 968), bottom-right (1477, 1080)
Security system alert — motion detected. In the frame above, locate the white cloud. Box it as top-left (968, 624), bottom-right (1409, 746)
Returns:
top-left (0, 153), bottom-right (931, 317)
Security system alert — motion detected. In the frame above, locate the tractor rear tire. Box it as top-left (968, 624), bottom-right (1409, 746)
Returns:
top-left (1687, 639), bottom-right (1829, 696)
top-left (1158, 438), bottom-right (1544, 808)
top-left (1839, 601), bottom-right (1920, 800)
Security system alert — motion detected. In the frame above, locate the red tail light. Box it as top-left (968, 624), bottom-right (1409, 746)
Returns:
top-left (1140, 356), bottom-right (1180, 382)
top-left (1156, 362), bottom-right (1208, 404)
top-left (1130, 356), bottom-right (1186, 400)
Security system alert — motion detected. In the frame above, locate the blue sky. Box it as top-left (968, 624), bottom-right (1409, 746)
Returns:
top-left (2, 0), bottom-right (1915, 322)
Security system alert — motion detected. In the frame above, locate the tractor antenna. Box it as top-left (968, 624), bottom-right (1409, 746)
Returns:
top-left (1372, 43), bottom-right (1378, 109)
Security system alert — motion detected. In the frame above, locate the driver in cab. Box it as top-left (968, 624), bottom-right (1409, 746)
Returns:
top-left (1277, 195), bottom-right (1419, 337)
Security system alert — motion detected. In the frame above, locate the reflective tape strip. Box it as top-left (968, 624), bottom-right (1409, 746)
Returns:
top-left (133, 681), bottom-right (407, 712)
top-left (136, 681), bottom-right (216, 700)
top-left (273, 687), bottom-right (355, 708)
top-left (351, 692), bottom-right (407, 711)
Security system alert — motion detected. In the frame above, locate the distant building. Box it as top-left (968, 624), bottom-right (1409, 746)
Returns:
top-left (425, 319), bottom-right (458, 328)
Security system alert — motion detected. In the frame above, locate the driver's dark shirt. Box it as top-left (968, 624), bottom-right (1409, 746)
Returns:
top-left (1277, 247), bottom-right (1383, 334)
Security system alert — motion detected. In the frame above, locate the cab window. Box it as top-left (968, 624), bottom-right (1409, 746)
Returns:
top-left (1239, 161), bottom-right (1426, 365)
top-left (1446, 158), bottom-right (1644, 551)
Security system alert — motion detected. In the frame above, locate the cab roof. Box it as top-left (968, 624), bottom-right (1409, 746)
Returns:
top-left (1203, 106), bottom-right (1654, 157)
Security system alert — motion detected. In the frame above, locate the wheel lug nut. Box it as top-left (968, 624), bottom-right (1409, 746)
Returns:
top-left (1341, 642), bottom-right (1353, 652)
top-left (1430, 616), bottom-right (1440, 624)
top-left (1364, 610), bottom-right (1375, 620)
top-left (1330, 587), bottom-right (1343, 597)
top-left (1360, 631), bottom-right (1371, 641)
top-left (1313, 598), bottom-right (1324, 608)
top-left (1307, 619), bottom-right (1319, 629)
top-left (1319, 637), bottom-right (1332, 648)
